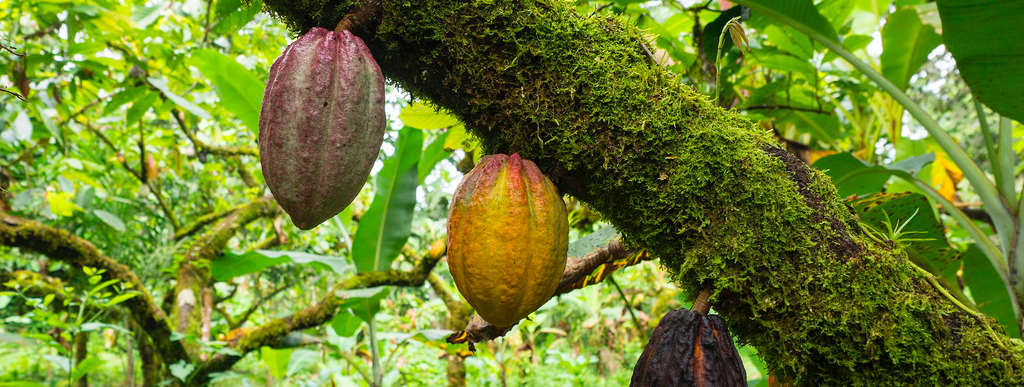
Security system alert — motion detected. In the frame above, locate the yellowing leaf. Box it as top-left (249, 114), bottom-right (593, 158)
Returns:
top-left (47, 191), bottom-right (80, 217)
top-left (809, 150), bottom-right (837, 164)
top-left (930, 156), bottom-right (963, 202)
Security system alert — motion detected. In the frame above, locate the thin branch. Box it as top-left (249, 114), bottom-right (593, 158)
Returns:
top-left (175, 202), bottom-right (254, 241)
top-left (606, 274), bottom-right (644, 340)
top-left (1, 87), bottom-right (27, 101)
top-left (80, 120), bottom-right (180, 229)
top-left (173, 110), bottom-right (259, 157)
top-left (446, 239), bottom-right (648, 345)
top-left (0, 214), bottom-right (188, 366)
top-left (24, 22), bottom-right (64, 40)
top-left (230, 283), bottom-right (292, 330)
top-left (0, 42), bottom-right (24, 56)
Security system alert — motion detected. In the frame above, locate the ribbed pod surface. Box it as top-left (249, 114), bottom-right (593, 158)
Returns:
top-left (446, 154), bottom-right (569, 327)
top-left (259, 27), bottom-right (385, 230)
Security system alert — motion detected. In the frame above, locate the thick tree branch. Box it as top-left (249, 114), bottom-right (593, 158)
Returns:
top-left (0, 214), bottom-right (188, 366)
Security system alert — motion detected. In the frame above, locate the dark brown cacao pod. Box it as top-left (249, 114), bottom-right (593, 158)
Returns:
top-left (259, 27), bottom-right (385, 230)
top-left (631, 308), bottom-right (746, 387)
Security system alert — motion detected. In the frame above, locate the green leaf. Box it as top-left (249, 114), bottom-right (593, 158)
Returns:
top-left (399, 100), bottom-right (461, 130)
top-left (210, 250), bottom-right (351, 281)
top-left (733, 0), bottom-right (840, 44)
top-left (43, 355), bottom-right (70, 373)
top-left (105, 292), bottom-right (140, 307)
top-left (70, 357), bottom-right (104, 382)
top-left (813, 152), bottom-right (934, 197)
top-left (169, 360), bottom-right (194, 381)
top-left (419, 130), bottom-right (452, 183)
top-left (80, 322), bottom-right (130, 333)
top-left (0, 382), bottom-right (47, 387)
top-left (823, 34), bottom-right (872, 63)
top-left (754, 53), bottom-right (817, 75)
top-left (335, 287), bottom-right (390, 322)
top-left (352, 127), bottom-right (422, 273)
top-left (936, 0), bottom-right (1024, 122)
top-left (779, 110), bottom-right (839, 143)
top-left (92, 209), bottom-right (126, 232)
top-left (103, 86), bottom-right (148, 115)
top-left (442, 125), bottom-right (474, 151)
top-left (147, 77), bottom-right (211, 120)
top-left (212, 0), bottom-right (263, 35)
top-left (260, 346), bottom-right (292, 380)
top-left (880, 9), bottom-right (942, 90)
top-left (567, 225), bottom-right (620, 259)
top-left (32, 104), bottom-right (63, 150)
top-left (131, 3), bottom-right (164, 29)
top-left (962, 244), bottom-right (1020, 339)
top-left (191, 49), bottom-right (265, 133)
top-left (330, 311), bottom-right (363, 337)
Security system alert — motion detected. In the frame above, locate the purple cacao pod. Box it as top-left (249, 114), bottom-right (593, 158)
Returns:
top-left (259, 27), bottom-right (385, 230)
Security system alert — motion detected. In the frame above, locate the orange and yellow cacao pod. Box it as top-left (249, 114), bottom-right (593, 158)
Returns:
top-left (259, 27), bottom-right (385, 230)
top-left (446, 154), bottom-right (569, 327)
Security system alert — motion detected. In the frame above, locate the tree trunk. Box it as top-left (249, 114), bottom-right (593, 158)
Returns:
top-left (139, 332), bottom-right (160, 387)
top-left (74, 332), bottom-right (88, 387)
top-left (260, 0), bottom-right (1024, 385)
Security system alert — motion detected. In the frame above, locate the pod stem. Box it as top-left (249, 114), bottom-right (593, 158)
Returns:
top-left (335, 0), bottom-right (382, 34)
top-left (691, 287), bottom-right (713, 315)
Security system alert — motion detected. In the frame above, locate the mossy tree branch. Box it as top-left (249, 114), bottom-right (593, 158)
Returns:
top-left (172, 196), bottom-right (278, 351)
top-left (259, 1), bottom-right (1024, 384)
top-left (0, 214), bottom-right (188, 368)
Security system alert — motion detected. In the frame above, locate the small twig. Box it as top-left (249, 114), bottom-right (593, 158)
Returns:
top-left (231, 283), bottom-right (291, 329)
top-left (0, 43), bottom-right (24, 57)
top-left (607, 274), bottom-right (645, 340)
top-left (1, 87), bottom-right (27, 101)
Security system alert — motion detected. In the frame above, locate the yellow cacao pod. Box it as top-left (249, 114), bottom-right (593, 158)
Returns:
top-left (446, 153), bottom-right (569, 327)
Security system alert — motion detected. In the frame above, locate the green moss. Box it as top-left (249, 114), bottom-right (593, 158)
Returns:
top-left (258, 0), bottom-right (1024, 384)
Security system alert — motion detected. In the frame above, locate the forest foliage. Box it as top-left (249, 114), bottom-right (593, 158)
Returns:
top-left (1, 0), bottom-right (1022, 385)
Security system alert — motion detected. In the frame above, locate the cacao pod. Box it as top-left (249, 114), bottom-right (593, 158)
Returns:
top-left (446, 154), bottom-right (569, 327)
top-left (258, 27), bottom-right (385, 230)
top-left (631, 308), bottom-right (746, 387)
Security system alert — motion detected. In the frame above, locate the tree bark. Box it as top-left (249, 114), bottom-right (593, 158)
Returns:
top-left (259, 0), bottom-right (1024, 385)
top-left (74, 332), bottom-right (88, 387)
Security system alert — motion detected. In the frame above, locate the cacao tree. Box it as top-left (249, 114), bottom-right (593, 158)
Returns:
top-left (2, 0), bottom-right (1024, 386)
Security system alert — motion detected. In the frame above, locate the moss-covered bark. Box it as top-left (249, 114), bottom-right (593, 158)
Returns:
top-left (258, 0), bottom-right (1024, 384)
